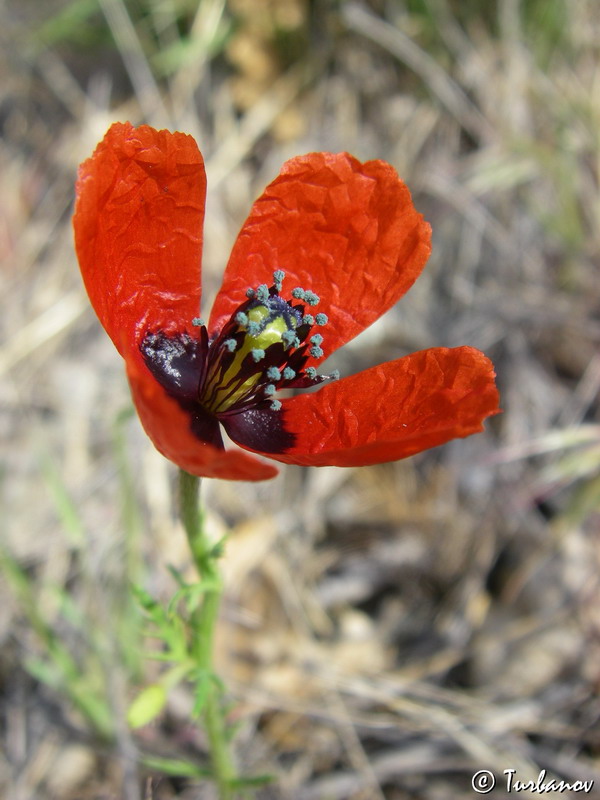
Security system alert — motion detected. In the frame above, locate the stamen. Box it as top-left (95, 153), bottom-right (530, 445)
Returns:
top-left (315, 313), bottom-right (328, 325)
top-left (192, 317), bottom-right (204, 327)
top-left (282, 330), bottom-right (299, 349)
top-left (256, 284), bottom-right (270, 303)
top-left (197, 285), bottom-right (319, 417)
top-left (304, 290), bottom-right (320, 306)
top-left (291, 287), bottom-right (306, 300)
top-left (330, 369), bottom-right (340, 380)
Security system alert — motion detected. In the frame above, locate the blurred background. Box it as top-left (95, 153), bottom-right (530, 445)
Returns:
top-left (1, 1), bottom-right (599, 798)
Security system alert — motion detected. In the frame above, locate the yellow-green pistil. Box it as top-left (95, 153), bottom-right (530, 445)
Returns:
top-left (197, 272), bottom-right (333, 417)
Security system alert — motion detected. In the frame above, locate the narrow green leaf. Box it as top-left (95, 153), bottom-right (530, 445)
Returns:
top-left (127, 684), bottom-right (167, 729)
top-left (141, 754), bottom-right (211, 778)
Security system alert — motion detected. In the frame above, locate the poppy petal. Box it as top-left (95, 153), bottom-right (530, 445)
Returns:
top-left (208, 152), bottom-right (431, 359)
top-left (73, 122), bottom-right (206, 356)
top-left (220, 406), bottom-right (297, 454)
top-left (126, 354), bottom-right (279, 481)
top-left (234, 347), bottom-right (499, 467)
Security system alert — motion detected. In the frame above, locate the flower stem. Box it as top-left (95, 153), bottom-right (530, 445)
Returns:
top-left (178, 469), bottom-right (236, 799)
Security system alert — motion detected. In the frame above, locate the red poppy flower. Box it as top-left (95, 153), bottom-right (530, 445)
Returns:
top-left (73, 122), bottom-right (499, 481)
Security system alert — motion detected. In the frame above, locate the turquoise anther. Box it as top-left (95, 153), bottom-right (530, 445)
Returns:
top-left (282, 330), bottom-right (298, 349)
top-left (256, 284), bottom-right (270, 303)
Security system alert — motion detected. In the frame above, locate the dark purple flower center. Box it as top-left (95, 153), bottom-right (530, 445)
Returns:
top-left (140, 271), bottom-right (337, 453)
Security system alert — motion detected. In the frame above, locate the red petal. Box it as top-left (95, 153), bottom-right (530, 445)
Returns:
top-left (208, 153), bottom-right (431, 357)
top-left (126, 352), bottom-right (278, 480)
top-left (73, 122), bottom-right (206, 356)
top-left (251, 347), bottom-right (500, 467)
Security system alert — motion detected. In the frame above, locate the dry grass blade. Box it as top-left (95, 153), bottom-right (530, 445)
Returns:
top-left (206, 62), bottom-right (313, 188)
top-left (98, 0), bottom-right (170, 125)
top-left (0, 292), bottom-right (86, 377)
top-left (342, 2), bottom-right (494, 142)
top-left (169, 0), bottom-right (228, 122)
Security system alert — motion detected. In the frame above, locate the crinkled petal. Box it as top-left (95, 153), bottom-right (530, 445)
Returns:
top-left (235, 347), bottom-right (499, 467)
top-left (73, 122), bottom-right (206, 355)
top-left (209, 152), bottom-right (431, 360)
top-left (126, 353), bottom-right (278, 480)
top-left (220, 406), bottom-right (297, 454)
